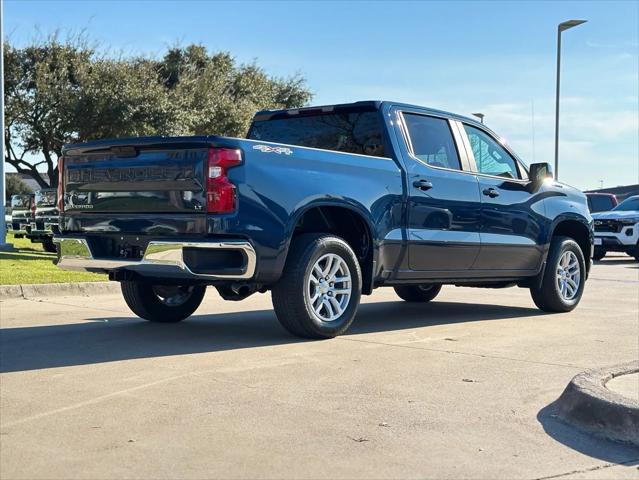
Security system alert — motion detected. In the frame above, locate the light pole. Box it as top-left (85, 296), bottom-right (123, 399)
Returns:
top-left (0, 0), bottom-right (9, 250)
top-left (472, 112), bottom-right (485, 124)
top-left (554, 19), bottom-right (587, 181)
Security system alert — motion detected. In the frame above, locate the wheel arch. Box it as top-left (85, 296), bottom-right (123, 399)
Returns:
top-left (539, 216), bottom-right (593, 285)
top-left (284, 199), bottom-right (378, 294)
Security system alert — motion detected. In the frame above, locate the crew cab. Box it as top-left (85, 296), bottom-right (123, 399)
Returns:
top-left (592, 195), bottom-right (639, 261)
top-left (26, 189), bottom-right (59, 252)
top-left (54, 101), bottom-right (593, 338)
top-left (9, 194), bottom-right (34, 239)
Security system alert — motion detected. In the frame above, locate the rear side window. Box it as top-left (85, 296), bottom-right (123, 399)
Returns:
top-left (402, 114), bottom-right (461, 170)
top-left (248, 110), bottom-right (387, 158)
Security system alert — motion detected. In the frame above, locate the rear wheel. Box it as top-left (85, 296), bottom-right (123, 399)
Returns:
top-left (531, 236), bottom-right (586, 313)
top-left (394, 284), bottom-right (442, 302)
top-left (121, 281), bottom-right (206, 323)
top-left (593, 247), bottom-right (606, 261)
top-left (272, 233), bottom-right (362, 339)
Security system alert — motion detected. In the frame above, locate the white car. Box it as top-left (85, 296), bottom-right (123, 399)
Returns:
top-left (592, 194), bottom-right (639, 261)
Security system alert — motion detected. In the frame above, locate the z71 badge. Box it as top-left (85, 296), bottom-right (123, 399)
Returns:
top-left (252, 145), bottom-right (293, 155)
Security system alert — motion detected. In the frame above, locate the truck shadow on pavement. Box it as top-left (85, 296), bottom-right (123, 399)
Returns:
top-left (537, 402), bottom-right (639, 464)
top-left (0, 300), bottom-right (543, 373)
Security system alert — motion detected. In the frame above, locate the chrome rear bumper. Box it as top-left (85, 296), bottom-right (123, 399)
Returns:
top-left (53, 237), bottom-right (256, 280)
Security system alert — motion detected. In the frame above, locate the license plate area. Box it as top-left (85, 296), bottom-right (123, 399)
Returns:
top-left (594, 238), bottom-right (602, 246)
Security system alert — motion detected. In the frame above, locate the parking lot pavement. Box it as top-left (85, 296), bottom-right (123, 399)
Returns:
top-left (1, 255), bottom-right (638, 479)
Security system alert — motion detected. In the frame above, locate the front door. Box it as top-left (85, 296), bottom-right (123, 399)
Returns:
top-left (399, 112), bottom-right (482, 272)
top-left (459, 123), bottom-right (544, 271)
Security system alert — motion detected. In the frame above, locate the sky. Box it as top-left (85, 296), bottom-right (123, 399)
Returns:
top-left (4, 0), bottom-right (639, 191)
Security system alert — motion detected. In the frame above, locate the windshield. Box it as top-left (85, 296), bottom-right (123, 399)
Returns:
top-left (613, 196), bottom-right (639, 211)
top-left (10, 195), bottom-right (32, 208)
top-left (35, 190), bottom-right (57, 206)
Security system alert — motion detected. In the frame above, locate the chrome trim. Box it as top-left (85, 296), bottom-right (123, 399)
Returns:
top-left (54, 237), bottom-right (257, 280)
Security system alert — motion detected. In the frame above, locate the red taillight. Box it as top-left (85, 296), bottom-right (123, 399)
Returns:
top-left (57, 157), bottom-right (64, 212)
top-left (207, 147), bottom-right (242, 214)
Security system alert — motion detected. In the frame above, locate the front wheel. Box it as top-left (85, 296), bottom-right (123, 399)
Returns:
top-left (530, 236), bottom-right (586, 313)
top-left (592, 247), bottom-right (606, 261)
top-left (394, 284), bottom-right (442, 302)
top-left (272, 233), bottom-right (362, 339)
top-left (121, 281), bottom-right (206, 323)
top-left (42, 237), bottom-right (57, 253)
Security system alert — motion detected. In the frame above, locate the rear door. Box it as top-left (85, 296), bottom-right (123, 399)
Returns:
top-left (397, 110), bottom-right (482, 273)
top-left (457, 122), bottom-right (544, 271)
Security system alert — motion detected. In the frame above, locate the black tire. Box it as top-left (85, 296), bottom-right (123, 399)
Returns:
top-left (592, 247), bottom-right (606, 261)
top-left (42, 238), bottom-right (57, 253)
top-left (394, 284), bottom-right (442, 302)
top-left (531, 236), bottom-right (586, 313)
top-left (120, 281), bottom-right (206, 323)
top-left (272, 233), bottom-right (362, 339)
top-left (630, 242), bottom-right (639, 262)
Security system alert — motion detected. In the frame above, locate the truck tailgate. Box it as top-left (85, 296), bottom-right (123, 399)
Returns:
top-left (62, 138), bottom-right (210, 214)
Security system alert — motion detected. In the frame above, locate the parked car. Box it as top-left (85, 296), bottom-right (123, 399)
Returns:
top-left (54, 101), bottom-right (593, 338)
top-left (9, 193), bottom-right (34, 239)
top-left (26, 189), bottom-right (59, 252)
top-left (592, 195), bottom-right (639, 261)
top-left (586, 192), bottom-right (618, 213)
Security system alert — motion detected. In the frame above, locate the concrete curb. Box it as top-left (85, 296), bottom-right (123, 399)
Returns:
top-left (0, 281), bottom-right (120, 300)
top-left (555, 361), bottom-right (639, 445)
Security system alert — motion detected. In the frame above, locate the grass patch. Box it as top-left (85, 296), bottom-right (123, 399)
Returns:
top-left (0, 233), bottom-right (106, 285)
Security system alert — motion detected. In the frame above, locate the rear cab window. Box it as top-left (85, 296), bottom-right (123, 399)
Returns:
top-left (247, 106), bottom-right (387, 158)
top-left (588, 195), bottom-right (615, 212)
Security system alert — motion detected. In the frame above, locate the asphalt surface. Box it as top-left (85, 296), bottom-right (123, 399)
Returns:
top-left (1, 254), bottom-right (638, 479)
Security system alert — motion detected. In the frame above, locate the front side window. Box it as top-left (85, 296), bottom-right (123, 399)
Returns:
top-left (463, 125), bottom-right (520, 179)
top-left (403, 114), bottom-right (461, 170)
top-left (248, 109), bottom-right (387, 158)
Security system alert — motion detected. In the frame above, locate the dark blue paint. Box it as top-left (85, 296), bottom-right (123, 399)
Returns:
top-left (59, 100), bottom-right (593, 287)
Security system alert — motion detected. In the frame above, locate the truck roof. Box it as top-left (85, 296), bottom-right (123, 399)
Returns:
top-left (253, 100), bottom-right (482, 126)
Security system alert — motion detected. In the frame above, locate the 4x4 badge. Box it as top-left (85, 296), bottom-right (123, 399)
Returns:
top-left (252, 145), bottom-right (293, 155)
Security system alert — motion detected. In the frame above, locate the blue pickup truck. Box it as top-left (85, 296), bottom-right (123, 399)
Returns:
top-left (54, 101), bottom-right (593, 338)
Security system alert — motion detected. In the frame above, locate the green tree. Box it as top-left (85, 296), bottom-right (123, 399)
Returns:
top-left (5, 175), bottom-right (33, 203)
top-left (4, 36), bottom-right (313, 188)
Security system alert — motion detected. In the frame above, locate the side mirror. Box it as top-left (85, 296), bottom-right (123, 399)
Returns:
top-left (529, 162), bottom-right (553, 191)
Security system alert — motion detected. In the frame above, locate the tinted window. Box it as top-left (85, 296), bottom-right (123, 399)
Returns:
top-left (464, 125), bottom-right (520, 179)
top-left (613, 196), bottom-right (639, 211)
top-left (588, 195), bottom-right (615, 212)
top-left (403, 114), bottom-right (461, 170)
top-left (248, 110), bottom-right (386, 157)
